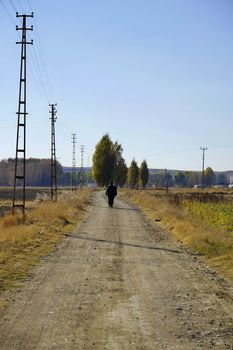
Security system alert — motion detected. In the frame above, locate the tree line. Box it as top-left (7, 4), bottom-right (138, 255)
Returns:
top-left (0, 158), bottom-right (95, 187)
top-left (0, 158), bottom-right (63, 186)
top-left (92, 134), bottom-right (149, 188)
top-left (149, 168), bottom-right (229, 188)
top-left (91, 134), bottom-right (229, 189)
top-left (0, 142), bottom-right (228, 189)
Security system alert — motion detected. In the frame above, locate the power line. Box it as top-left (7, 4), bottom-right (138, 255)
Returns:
top-left (1, 2), bottom-right (51, 105)
top-left (0, 0), bottom-right (17, 25)
top-left (25, 0), bottom-right (55, 100)
top-left (28, 59), bottom-right (49, 106)
top-left (6, 0), bottom-right (54, 104)
top-left (124, 148), bottom-right (197, 160)
top-left (57, 123), bottom-right (70, 139)
top-left (0, 107), bottom-right (49, 123)
top-left (8, 0), bottom-right (17, 13)
top-left (26, 36), bottom-right (53, 103)
top-left (58, 117), bottom-right (73, 136)
top-left (28, 48), bottom-right (50, 103)
top-left (15, 0), bottom-right (24, 12)
top-left (26, 0), bottom-right (33, 12)
top-left (32, 20), bottom-right (55, 100)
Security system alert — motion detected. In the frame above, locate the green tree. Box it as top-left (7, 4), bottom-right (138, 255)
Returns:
top-left (112, 141), bottom-right (127, 187)
top-left (140, 160), bottom-right (149, 189)
top-left (127, 159), bottom-right (139, 189)
top-left (174, 171), bottom-right (186, 187)
top-left (185, 171), bottom-right (201, 187)
top-left (92, 134), bottom-right (116, 186)
top-left (204, 167), bottom-right (215, 186)
top-left (114, 157), bottom-right (128, 187)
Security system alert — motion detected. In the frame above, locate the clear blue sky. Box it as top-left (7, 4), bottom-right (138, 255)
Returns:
top-left (0, 0), bottom-right (233, 171)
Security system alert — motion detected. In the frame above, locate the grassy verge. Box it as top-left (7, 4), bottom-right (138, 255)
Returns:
top-left (0, 189), bottom-right (93, 296)
top-left (120, 189), bottom-right (233, 282)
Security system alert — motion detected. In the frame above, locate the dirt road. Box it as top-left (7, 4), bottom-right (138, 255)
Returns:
top-left (0, 190), bottom-right (233, 349)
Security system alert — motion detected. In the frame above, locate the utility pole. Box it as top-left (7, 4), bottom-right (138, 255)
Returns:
top-left (80, 145), bottom-right (85, 189)
top-left (13, 12), bottom-right (33, 213)
top-left (200, 146), bottom-right (207, 189)
top-left (50, 104), bottom-right (57, 201)
top-left (71, 133), bottom-right (77, 192)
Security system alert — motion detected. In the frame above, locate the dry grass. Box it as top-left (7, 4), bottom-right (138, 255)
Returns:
top-left (120, 189), bottom-right (233, 283)
top-left (0, 189), bottom-right (93, 293)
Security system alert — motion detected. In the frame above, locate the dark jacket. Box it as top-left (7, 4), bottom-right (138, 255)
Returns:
top-left (106, 184), bottom-right (117, 198)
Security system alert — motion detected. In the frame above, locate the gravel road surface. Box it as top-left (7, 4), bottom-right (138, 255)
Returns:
top-left (0, 190), bottom-right (232, 349)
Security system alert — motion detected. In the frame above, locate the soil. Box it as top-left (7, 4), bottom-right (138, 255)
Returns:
top-left (0, 190), bottom-right (232, 350)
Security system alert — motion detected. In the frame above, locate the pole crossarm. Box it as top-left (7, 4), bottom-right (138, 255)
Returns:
top-left (16, 40), bottom-right (33, 45)
top-left (16, 25), bottom-right (33, 31)
top-left (16, 12), bottom-right (34, 18)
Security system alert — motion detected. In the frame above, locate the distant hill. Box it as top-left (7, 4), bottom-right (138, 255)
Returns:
top-left (221, 171), bottom-right (233, 183)
top-left (63, 167), bottom-right (92, 173)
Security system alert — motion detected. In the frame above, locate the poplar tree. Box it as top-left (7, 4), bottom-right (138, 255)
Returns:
top-left (114, 157), bottom-right (128, 187)
top-left (140, 160), bottom-right (149, 189)
top-left (92, 134), bottom-right (116, 186)
top-left (127, 159), bottom-right (139, 189)
top-left (204, 167), bottom-right (215, 186)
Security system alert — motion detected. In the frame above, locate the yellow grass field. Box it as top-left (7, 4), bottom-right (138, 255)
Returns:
top-left (0, 188), bottom-right (92, 298)
top-left (120, 189), bottom-right (233, 283)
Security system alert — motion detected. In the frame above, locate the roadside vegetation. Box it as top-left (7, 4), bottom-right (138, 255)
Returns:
top-left (0, 188), bottom-right (92, 296)
top-left (120, 189), bottom-right (233, 282)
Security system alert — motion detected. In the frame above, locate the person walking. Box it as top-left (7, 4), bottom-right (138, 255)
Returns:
top-left (105, 181), bottom-right (117, 207)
